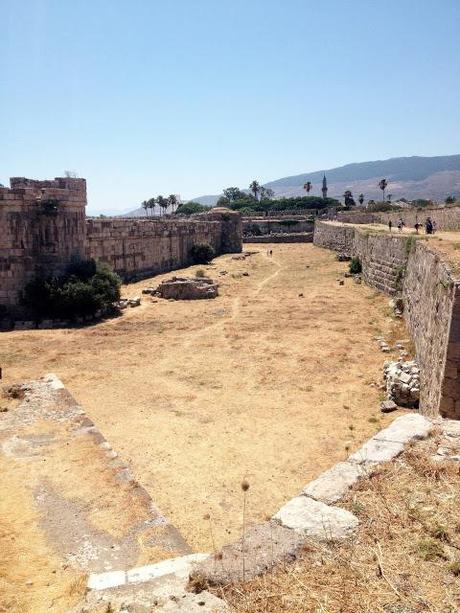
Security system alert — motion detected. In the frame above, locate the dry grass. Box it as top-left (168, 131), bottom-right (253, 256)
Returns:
top-left (221, 437), bottom-right (460, 612)
top-left (0, 244), bottom-right (405, 552)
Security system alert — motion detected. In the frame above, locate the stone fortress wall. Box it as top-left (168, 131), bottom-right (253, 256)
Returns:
top-left (314, 221), bottom-right (460, 419)
top-left (0, 177), bottom-right (242, 310)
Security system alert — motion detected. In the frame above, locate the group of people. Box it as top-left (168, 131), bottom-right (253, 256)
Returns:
top-left (388, 217), bottom-right (437, 235)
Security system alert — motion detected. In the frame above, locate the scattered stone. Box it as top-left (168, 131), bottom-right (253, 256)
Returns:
top-left (383, 360), bottom-right (420, 408)
top-left (142, 287), bottom-right (155, 295)
top-left (389, 297), bottom-right (404, 316)
top-left (336, 253), bottom-right (351, 262)
top-left (354, 276), bottom-right (362, 285)
top-left (273, 496), bottom-right (359, 540)
top-left (128, 297), bottom-right (141, 307)
top-left (298, 293), bottom-right (304, 297)
top-left (242, 272), bottom-right (249, 276)
top-left (338, 280), bottom-right (344, 286)
top-left (381, 400), bottom-right (398, 413)
top-left (153, 277), bottom-right (218, 300)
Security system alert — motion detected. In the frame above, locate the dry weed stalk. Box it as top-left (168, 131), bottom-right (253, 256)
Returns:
top-left (241, 479), bottom-right (250, 583)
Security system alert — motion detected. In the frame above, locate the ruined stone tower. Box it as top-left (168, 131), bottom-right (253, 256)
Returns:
top-left (0, 177), bottom-right (87, 310)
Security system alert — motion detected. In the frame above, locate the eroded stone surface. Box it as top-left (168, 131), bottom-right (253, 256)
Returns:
top-left (373, 413), bottom-right (432, 445)
top-left (348, 438), bottom-right (404, 465)
top-left (302, 461), bottom-right (367, 504)
top-left (273, 496), bottom-right (358, 540)
top-left (153, 277), bottom-right (218, 300)
top-left (79, 554), bottom-right (227, 612)
top-left (192, 521), bottom-right (305, 585)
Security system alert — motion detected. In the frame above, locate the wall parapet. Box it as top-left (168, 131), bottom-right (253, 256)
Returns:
top-left (313, 220), bottom-right (460, 419)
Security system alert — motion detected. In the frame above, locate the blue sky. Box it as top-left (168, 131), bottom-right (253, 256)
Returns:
top-left (1, 0), bottom-right (459, 214)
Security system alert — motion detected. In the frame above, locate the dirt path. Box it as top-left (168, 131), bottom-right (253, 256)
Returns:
top-left (0, 244), bottom-right (404, 555)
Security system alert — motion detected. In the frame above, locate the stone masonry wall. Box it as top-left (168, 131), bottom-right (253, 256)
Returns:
top-left (86, 218), bottom-right (222, 279)
top-left (243, 218), bottom-right (314, 236)
top-left (0, 177), bottom-right (87, 310)
top-left (314, 221), bottom-right (460, 418)
top-left (0, 178), bottom-right (242, 310)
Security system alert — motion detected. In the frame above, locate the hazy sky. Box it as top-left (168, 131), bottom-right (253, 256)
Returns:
top-left (1, 0), bottom-right (459, 214)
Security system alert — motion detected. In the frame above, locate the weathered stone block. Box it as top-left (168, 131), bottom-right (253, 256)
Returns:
top-left (273, 496), bottom-right (359, 539)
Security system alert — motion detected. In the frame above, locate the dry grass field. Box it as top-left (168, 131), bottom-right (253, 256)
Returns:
top-left (1, 243), bottom-right (403, 557)
top-left (222, 435), bottom-right (460, 612)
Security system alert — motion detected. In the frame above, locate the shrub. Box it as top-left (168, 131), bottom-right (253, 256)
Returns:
top-left (190, 242), bottom-right (215, 264)
top-left (349, 256), bottom-right (362, 274)
top-left (278, 219), bottom-right (299, 226)
top-left (175, 202), bottom-right (208, 215)
top-left (195, 269), bottom-right (207, 278)
top-left (22, 259), bottom-right (121, 320)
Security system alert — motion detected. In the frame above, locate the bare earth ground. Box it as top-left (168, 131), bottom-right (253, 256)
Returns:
top-left (222, 435), bottom-right (460, 612)
top-left (1, 244), bottom-right (403, 562)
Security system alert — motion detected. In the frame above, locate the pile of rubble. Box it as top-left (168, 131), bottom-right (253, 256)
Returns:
top-left (117, 297), bottom-right (141, 310)
top-left (389, 296), bottom-right (404, 318)
top-left (381, 359), bottom-right (420, 412)
top-left (147, 276), bottom-right (218, 300)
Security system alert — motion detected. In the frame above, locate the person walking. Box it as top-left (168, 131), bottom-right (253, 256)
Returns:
top-left (432, 220), bottom-right (437, 234)
top-left (425, 217), bottom-right (433, 234)
top-left (388, 220), bottom-right (393, 233)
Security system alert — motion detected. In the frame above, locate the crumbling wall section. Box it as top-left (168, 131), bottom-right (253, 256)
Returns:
top-left (314, 221), bottom-right (460, 418)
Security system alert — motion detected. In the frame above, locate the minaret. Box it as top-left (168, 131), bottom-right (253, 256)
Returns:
top-left (322, 174), bottom-right (328, 199)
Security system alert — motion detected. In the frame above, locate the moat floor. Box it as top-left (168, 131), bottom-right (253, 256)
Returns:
top-left (2, 244), bottom-right (404, 552)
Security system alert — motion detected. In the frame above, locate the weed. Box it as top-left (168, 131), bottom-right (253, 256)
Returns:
top-left (448, 561), bottom-right (460, 576)
top-left (195, 269), bottom-right (207, 278)
top-left (415, 538), bottom-right (447, 561)
top-left (368, 416), bottom-right (379, 423)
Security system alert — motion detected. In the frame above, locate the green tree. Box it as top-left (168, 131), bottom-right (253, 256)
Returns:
top-left (175, 202), bottom-right (208, 215)
top-left (156, 195), bottom-right (168, 216)
top-left (303, 181), bottom-right (312, 195)
top-left (343, 190), bottom-right (356, 207)
top-left (378, 178), bottom-right (388, 202)
top-left (249, 180), bottom-right (261, 201)
top-left (445, 195), bottom-right (456, 205)
top-left (223, 187), bottom-right (246, 202)
top-left (148, 197), bottom-right (157, 216)
top-left (168, 194), bottom-right (178, 213)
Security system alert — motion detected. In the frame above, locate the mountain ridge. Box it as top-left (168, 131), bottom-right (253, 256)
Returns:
top-left (123, 154), bottom-right (460, 215)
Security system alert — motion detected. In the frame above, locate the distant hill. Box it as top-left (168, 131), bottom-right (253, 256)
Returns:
top-left (121, 155), bottom-right (460, 216)
top-left (264, 155), bottom-right (460, 202)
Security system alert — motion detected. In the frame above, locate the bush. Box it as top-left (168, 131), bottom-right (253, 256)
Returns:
top-left (195, 269), bottom-right (207, 278)
top-left (175, 202), bottom-right (208, 215)
top-left (349, 256), bottom-right (362, 274)
top-left (22, 259), bottom-right (121, 320)
top-left (190, 242), bottom-right (215, 264)
top-left (278, 219), bottom-right (300, 226)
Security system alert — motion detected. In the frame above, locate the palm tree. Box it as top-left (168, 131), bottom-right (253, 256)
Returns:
top-left (157, 195), bottom-right (168, 216)
top-left (168, 194), bottom-right (178, 213)
top-left (142, 200), bottom-right (149, 217)
top-left (358, 193), bottom-right (364, 206)
top-left (378, 179), bottom-right (388, 203)
top-left (148, 197), bottom-right (156, 217)
top-left (249, 180), bottom-right (261, 201)
top-left (303, 181), bottom-right (312, 195)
